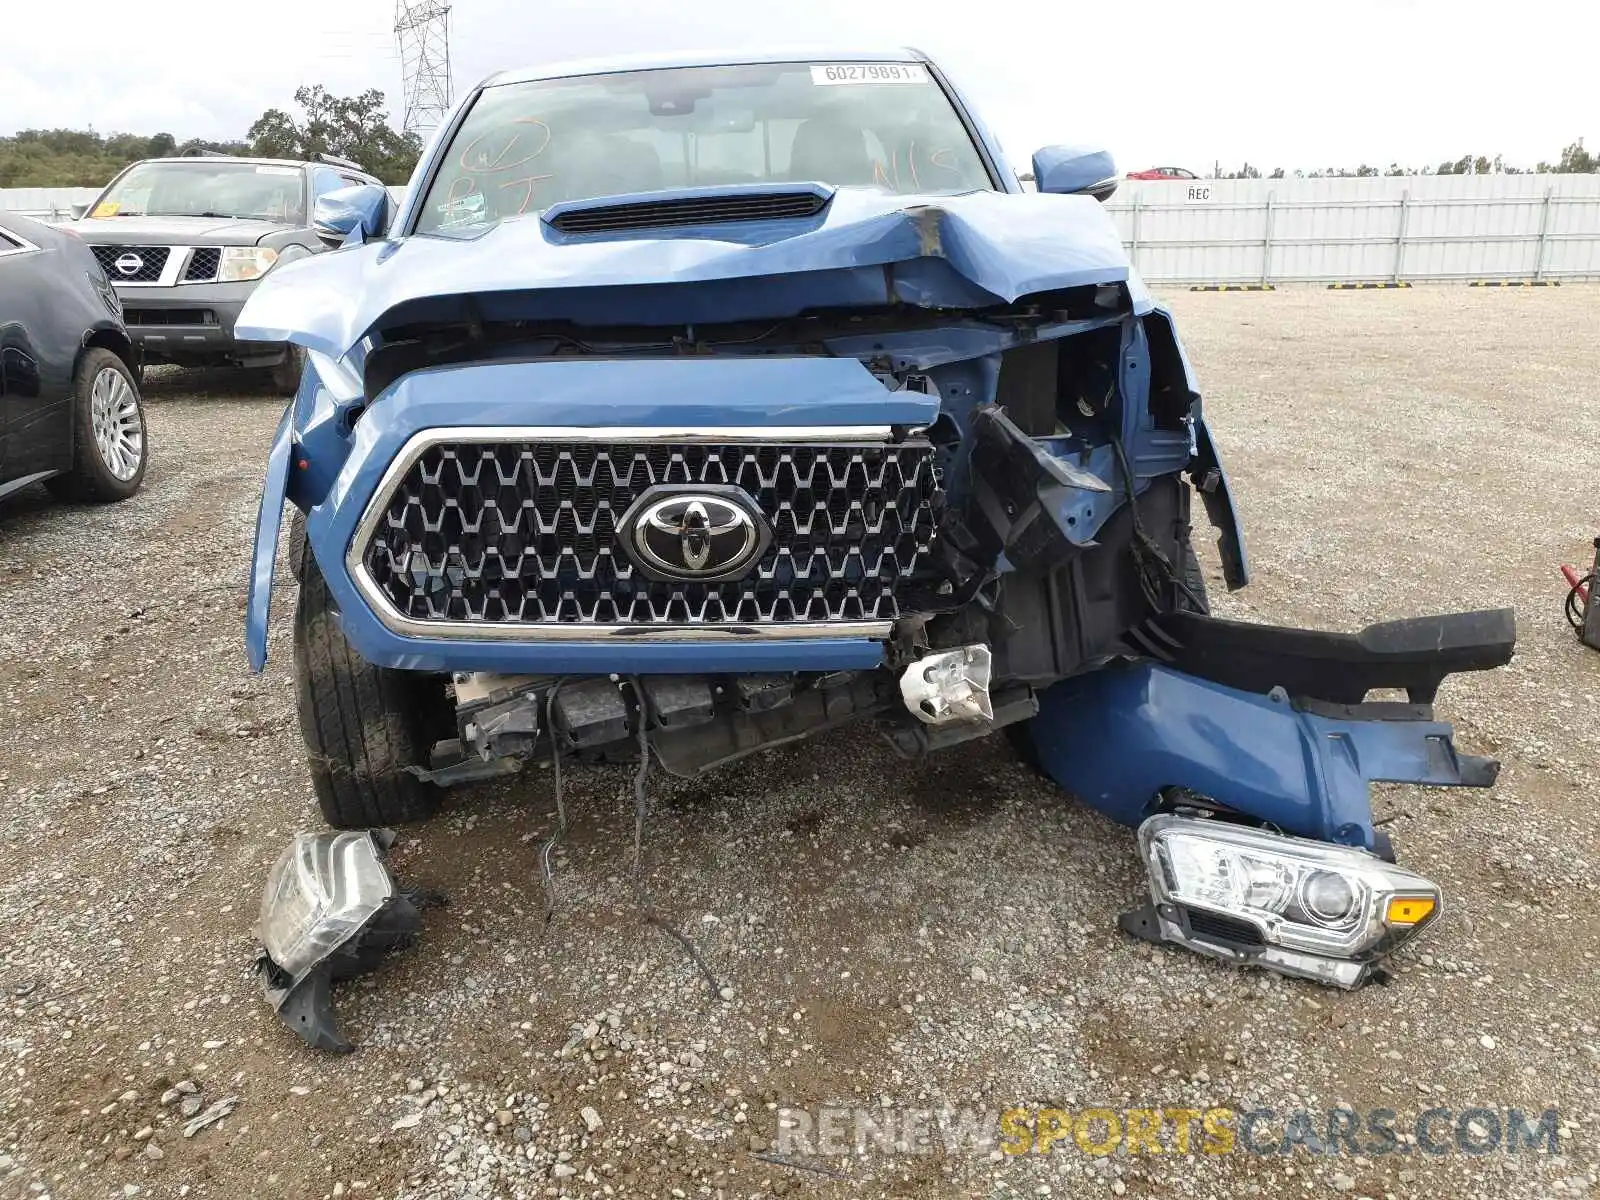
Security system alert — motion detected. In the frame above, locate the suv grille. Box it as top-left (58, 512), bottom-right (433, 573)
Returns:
top-left (358, 437), bottom-right (943, 628)
top-left (123, 308), bottom-right (215, 327)
top-left (548, 191), bottom-right (828, 234)
top-left (182, 248), bottom-right (221, 281)
top-left (90, 245), bottom-right (169, 283)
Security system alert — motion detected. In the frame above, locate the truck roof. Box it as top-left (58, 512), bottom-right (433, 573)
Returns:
top-left (483, 45), bottom-right (931, 89)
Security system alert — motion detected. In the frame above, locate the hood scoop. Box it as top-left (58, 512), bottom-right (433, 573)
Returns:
top-left (543, 183), bottom-right (832, 235)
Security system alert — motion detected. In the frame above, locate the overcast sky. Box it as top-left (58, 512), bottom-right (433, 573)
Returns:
top-left (5, 0), bottom-right (1596, 172)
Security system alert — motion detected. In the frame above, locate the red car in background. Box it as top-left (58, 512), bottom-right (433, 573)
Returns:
top-left (1126, 166), bottom-right (1198, 180)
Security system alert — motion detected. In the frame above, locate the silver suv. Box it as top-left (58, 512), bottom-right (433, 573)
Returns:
top-left (72, 150), bottom-right (386, 389)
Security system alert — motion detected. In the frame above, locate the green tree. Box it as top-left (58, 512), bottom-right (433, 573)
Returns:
top-left (0, 129), bottom-right (185, 186)
top-left (176, 136), bottom-right (251, 157)
top-left (1537, 138), bottom-right (1596, 173)
top-left (248, 85), bottom-right (421, 184)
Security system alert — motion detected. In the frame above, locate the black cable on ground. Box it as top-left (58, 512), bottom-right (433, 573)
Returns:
top-left (622, 678), bottom-right (724, 1001)
top-left (539, 679), bottom-right (568, 927)
top-left (1567, 574), bottom-right (1596, 631)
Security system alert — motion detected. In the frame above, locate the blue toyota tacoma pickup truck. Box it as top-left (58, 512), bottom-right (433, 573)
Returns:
top-left (239, 47), bottom-right (1514, 987)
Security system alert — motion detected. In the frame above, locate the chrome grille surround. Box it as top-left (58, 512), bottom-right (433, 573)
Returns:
top-left (348, 426), bottom-right (944, 642)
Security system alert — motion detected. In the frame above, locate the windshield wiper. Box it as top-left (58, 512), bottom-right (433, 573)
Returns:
top-left (109, 210), bottom-right (243, 220)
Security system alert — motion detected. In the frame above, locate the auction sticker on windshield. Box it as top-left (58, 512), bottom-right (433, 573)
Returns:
top-left (811, 63), bottom-right (931, 85)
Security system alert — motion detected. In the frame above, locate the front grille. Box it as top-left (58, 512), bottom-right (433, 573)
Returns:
top-left (359, 437), bottom-right (943, 628)
top-left (182, 248), bottom-right (221, 281)
top-left (90, 245), bottom-right (169, 283)
top-left (548, 191), bottom-right (828, 235)
top-left (123, 308), bottom-right (215, 327)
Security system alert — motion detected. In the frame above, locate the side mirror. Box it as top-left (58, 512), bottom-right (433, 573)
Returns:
top-left (313, 183), bottom-right (390, 248)
top-left (69, 203), bottom-right (90, 221)
top-left (1032, 145), bottom-right (1118, 202)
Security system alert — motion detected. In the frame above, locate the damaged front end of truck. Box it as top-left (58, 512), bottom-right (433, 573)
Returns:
top-left (240, 180), bottom-right (1513, 989)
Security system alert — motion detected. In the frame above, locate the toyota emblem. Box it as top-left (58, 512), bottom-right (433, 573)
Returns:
top-left (619, 487), bottom-right (769, 582)
top-left (113, 252), bottom-right (144, 277)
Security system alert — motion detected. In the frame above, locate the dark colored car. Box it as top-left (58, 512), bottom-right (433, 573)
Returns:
top-left (0, 214), bottom-right (148, 505)
top-left (69, 152), bottom-right (386, 389)
top-left (0, 214), bottom-right (147, 503)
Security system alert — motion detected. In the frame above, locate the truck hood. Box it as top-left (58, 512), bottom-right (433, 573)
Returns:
top-left (237, 186), bottom-right (1140, 361)
top-left (71, 215), bottom-right (292, 246)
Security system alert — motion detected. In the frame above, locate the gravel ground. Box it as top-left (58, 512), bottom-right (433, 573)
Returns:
top-left (2, 286), bottom-right (1597, 1200)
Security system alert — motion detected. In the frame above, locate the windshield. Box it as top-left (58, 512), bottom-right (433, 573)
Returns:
top-left (416, 60), bottom-right (993, 234)
top-left (92, 162), bottom-right (306, 223)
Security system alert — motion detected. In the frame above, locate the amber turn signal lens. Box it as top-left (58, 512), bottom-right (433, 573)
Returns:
top-left (1385, 896), bottom-right (1436, 925)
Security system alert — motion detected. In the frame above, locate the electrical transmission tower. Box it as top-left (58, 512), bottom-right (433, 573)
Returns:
top-left (394, 0), bottom-right (453, 138)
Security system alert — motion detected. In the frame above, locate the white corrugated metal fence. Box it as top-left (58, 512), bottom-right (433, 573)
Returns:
top-left (1109, 174), bottom-right (1600, 284)
top-left (0, 187), bottom-right (101, 223)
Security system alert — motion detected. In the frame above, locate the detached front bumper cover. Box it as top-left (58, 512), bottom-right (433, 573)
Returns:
top-left (1026, 608), bottom-right (1514, 851)
top-left (1019, 608), bottom-right (1513, 986)
top-left (255, 829), bottom-right (442, 1053)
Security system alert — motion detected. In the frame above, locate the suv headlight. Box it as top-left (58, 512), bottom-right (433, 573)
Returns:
top-left (1129, 814), bottom-right (1441, 987)
top-left (218, 246), bottom-right (280, 282)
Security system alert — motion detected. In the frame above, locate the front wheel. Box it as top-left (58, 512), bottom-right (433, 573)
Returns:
top-left (294, 556), bottom-right (447, 828)
top-left (269, 344), bottom-right (305, 395)
top-left (44, 349), bottom-right (147, 503)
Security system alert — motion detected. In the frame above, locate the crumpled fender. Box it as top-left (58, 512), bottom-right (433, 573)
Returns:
top-left (246, 405), bottom-right (293, 674)
top-left (1140, 302), bottom-right (1248, 590)
top-left (1024, 662), bottom-right (1498, 850)
top-left (1193, 417), bottom-right (1249, 590)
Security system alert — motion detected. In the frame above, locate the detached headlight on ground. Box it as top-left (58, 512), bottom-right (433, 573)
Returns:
top-left (1122, 814), bottom-right (1440, 988)
top-left (259, 830), bottom-right (396, 979)
top-left (218, 246), bottom-right (279, 282)
top-left (255, 830), bottom-right (439, 1053)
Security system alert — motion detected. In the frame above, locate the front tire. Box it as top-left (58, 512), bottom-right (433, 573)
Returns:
top-left (44, 349), bottom-right (147, 503)
top-left (269, 344), bottom-right (306, 395)
top-left (294, 556), bottom-right (445, 828)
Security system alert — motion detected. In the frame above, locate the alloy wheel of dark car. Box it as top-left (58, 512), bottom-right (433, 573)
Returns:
top-left (44, 349), bottom-right (148, 503)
